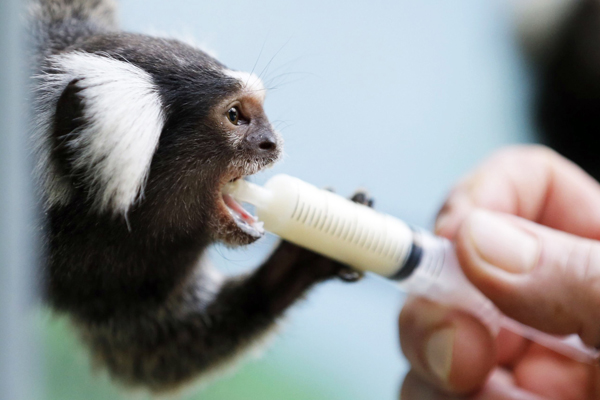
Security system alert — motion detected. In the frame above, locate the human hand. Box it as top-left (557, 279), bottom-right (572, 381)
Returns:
top-left (399, 146), bottom-right (600, 399)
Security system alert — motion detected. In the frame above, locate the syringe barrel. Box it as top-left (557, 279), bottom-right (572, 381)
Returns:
top-left (257, 174), bottom-right (414, 277)
top-left (244, 174), bottom-right (599, 362)
top-left (254, 175), bottom-right (500, 329)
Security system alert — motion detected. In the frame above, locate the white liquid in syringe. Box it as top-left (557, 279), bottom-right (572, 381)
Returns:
top-left (225, 174), bottom-right (600, 364)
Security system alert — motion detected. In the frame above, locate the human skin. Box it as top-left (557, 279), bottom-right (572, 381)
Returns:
top-left (399, 146), bottom-right (600, 400)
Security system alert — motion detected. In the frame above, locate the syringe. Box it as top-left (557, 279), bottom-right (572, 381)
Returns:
top-left (224, 174), bottom-right (600, 363)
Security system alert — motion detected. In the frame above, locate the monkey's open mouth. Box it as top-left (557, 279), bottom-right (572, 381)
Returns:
top-left (220, 177), bottom-right (265, 238)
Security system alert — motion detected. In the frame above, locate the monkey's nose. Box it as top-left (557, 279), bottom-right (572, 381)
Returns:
top-left (245, 131), bottom-right (278, 153)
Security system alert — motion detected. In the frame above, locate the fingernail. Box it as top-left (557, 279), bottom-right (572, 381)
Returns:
top-left (425, 327), bottom-right (455, 384)
top-left (468, 210), bottom-right (539, 274)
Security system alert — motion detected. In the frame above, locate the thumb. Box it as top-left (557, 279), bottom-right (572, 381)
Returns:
top-left (455, 209), bottom-right (600, 347)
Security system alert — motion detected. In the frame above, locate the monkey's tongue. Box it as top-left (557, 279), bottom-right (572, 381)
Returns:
top-left (223, 193), bottom-right (255, 221)
top-left (222, 193), bottom-right (265, 236)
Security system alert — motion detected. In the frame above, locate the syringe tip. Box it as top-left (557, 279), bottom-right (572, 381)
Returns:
top-left (223, 179), bottom-right (271, 208)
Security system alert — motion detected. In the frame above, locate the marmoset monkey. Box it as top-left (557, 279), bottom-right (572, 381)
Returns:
top-left (30, 0), bottom-right (365, 392)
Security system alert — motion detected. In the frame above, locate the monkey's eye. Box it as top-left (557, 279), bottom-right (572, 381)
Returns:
top-left (227, 107), bottom-right (240, 125)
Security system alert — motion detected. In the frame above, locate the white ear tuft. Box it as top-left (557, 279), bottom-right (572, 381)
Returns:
top-left (38, 52), bottom-right (165, 214)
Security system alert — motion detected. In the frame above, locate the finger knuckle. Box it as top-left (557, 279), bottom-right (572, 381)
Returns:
top-left (565, 239), bottom-right (600, 345)
top-left (568, 240), bottom-right (600, 292)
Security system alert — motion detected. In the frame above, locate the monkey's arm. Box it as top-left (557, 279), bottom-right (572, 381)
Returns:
top-left (79, 191), bottom-right (370, 391)
top-left (78, 241), bottom-right (347, 392)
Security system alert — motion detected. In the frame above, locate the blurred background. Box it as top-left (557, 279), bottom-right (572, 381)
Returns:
top-left (3, 0), bottom-right (586, 399)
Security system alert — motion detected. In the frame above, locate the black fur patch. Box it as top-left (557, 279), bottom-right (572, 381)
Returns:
top-left (536, 0), bottom-right (600, 180)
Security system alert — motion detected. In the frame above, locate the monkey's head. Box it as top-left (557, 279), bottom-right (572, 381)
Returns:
top-left (39, 33), bottom-right (282, 245)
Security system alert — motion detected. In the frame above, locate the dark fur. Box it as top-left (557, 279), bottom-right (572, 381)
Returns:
top-left (535, 0), bottom-right (600, 180)
top-left (31, 0), bottom-right (358, 391)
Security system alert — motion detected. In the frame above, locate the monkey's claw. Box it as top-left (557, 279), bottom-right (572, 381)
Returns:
top-left (337, 266), bottom-right (364, 282)
top-left (351, 190), bottom-right (374, 208)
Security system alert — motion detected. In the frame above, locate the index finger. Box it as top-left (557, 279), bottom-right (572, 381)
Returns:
top-left (435, 146), bottom-right (600, 241)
